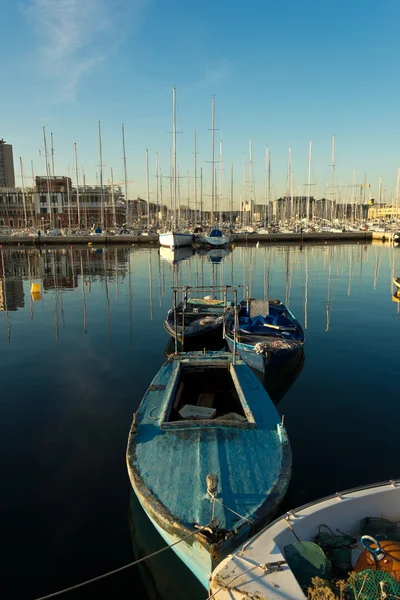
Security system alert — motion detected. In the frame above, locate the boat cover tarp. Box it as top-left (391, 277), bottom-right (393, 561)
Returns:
top-left (209, 229), bottom-right (223, 238)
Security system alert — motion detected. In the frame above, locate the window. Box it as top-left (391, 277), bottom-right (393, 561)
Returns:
top-left (40, 207), bottom-right (47, 214)
top-left (9, 219), bottom-right (14, 227)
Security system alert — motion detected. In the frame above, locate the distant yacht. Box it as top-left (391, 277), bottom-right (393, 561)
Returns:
top-left (158, 87), bottom-right (193, 250)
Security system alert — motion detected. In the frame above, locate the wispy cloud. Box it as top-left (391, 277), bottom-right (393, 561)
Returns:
top-left (24, 0), bottom-right (145, 101)
top-left (182, 59), bottom-right (234, 92)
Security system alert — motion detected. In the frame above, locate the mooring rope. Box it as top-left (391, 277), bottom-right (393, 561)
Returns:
top-left (35, 520), bottom-right (216, 600)
top-left (207, 559), bottom-right (286, 599)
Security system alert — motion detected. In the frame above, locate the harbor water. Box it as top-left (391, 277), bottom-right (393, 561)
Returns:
top-left (1, 242), bottom-right (400, 599)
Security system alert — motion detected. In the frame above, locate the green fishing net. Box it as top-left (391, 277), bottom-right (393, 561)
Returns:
top-left (284, 541), bottom-right (331, 589)
top-left (348, 569), bottom-right (400, 600)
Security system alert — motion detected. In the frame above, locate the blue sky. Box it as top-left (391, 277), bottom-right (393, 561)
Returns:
top-left (2, 0), bottom-right (400, 209)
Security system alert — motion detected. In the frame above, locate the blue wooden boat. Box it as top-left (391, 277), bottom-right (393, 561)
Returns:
top-left (126, 351), bottom-right (291, 589)
top-left (225, 298), bottom-right (305, 374)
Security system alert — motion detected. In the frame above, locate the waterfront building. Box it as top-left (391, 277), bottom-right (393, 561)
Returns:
top-left (0, 139), bottom-right (15, 188)
top-left (368, 203), bottom-right (400, 220)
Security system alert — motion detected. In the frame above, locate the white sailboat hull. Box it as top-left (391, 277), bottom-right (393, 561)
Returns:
top-left (158, 232), bottom-right (193, 248)
top-left (210, 480), bottom-right (400, 600)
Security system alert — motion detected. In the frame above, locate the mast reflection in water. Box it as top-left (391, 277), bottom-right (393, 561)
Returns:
top-left (0, 242), bottom-right (400, 599)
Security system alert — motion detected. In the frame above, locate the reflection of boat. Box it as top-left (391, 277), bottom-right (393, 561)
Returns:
top-left (164, 289), bottom-right (232, 340)
top-left (126, 351), bottom-right (291, 589)
top-left (196, 247), bottom-right (231, 263)
top-left (225, 299), bottom-right (305, 374)
top-left (262, 348), bottom-right (305, 405)
top-left (129, 492), bottom-right (205, 600)
top-left (159, 246), bottom-right (194, 264)
top-left (210, 480), bottom-right (400, 600)
top-left (392, 290), bottom-right (400, 303)
top-left (393, 277), bottom-right (400, 289)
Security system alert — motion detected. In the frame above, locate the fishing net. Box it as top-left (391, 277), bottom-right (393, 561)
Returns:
top-left (284, 541), bottom-right (331, 590)
top-left (360, 517), bottom-right (400, 542)
top-left (348, 569), bottom-right (400, 600)
top-left (314, 524), bottom-right (356, 577)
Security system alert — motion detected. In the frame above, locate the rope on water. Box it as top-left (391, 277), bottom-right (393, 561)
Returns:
top-left (35, 520), bottom-right (215, 600)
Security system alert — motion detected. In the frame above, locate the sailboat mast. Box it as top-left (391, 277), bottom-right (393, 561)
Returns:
top-left (211, 97), bottom-right (215, 225)
top-left (146, 148), bottom-right (150, 228)
top-left (249, 138), bottom-right (254, 224)
top-left (230, 162), bottom-right (234, 226)
top-left (51, 132), bottom-right (55, 177)
top-left (82, 166), bottom-right (88, 228)
top-left (110, 167), bottom-right (116, 227)
top-left (173, 86), bottom-right (177, 229)
top-left (19, 157), bottom-right (28, 227)
top-left (122, 123), bottom-right (128, 224)
top-left (307, 141), bottom-right (312, 226)
top-left (74, 143), bottom-right (81, 227)
top-left (331, 135), bottom-right (336, 222)
top-left (43, 126), bottom-right (52, 228)
top-left (200, 166), bottom-right (203, 226)
top-left (156, 152), bottom-right (159, 227)
top-left (194, 129), bottom-right (197, 223)
top-left (396, 167), bottom-right (400, 223)
top-left (98, 121), bottom-right (104, 229)
top-left (352, 167), bottom-right (356, 224)
top-left (219, 139), bottom-right (223, 224)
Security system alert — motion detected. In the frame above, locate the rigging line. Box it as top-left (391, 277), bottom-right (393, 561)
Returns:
top-left (206, 560), bottom-right (287, 600)
top-left (213, 496), bottom-right (254, 526)
top-left (35, 520), bottom-right (216, 600)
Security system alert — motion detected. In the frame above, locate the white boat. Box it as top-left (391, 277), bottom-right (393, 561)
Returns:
top-left (159, 231), bottom-right (193, 248)
top-left (210, 479), bottom-right (400, 599)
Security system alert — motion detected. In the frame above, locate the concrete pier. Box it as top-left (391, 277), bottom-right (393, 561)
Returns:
top-left (0, 231), bottom-right (393, 246)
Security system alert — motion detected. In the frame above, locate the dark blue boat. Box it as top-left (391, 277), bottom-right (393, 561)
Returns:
top-left (126, 350), bottom-right (291, 589)
top-left (225, 298), bottom-right (305, 374)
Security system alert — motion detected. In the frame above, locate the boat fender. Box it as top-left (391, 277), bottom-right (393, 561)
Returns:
top-left (206, 474), bottom-right (218, 497)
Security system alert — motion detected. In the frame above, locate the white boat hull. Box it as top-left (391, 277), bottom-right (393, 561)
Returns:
top-left (159, 232), bottom-right (193, 248)
top-left (210, 480), bottom-right (400, 599)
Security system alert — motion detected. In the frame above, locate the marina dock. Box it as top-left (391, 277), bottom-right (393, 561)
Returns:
top-left (0, 230), bottom-right (392, 246)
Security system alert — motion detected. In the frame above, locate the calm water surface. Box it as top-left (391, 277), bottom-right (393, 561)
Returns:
top-left (1, 242), bottom-right (400, 599)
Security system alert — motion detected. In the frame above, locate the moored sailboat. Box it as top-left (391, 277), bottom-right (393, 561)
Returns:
top-left (159, 87), bottom-right (193, 249)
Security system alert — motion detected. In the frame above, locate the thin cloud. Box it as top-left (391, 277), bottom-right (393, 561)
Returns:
top-left (182, 59), bottom-right (234, 91)
top-left (23, 0), bottom-right (146, 101)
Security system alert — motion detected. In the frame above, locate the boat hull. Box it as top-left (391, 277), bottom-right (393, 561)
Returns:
top-left (226, 334), bottom-right (303, 373)
top-left (199, 235), bottom-right (230, 247)
top-left (159, 232), bottom-right (194, 248)
top-left (126, 351), bottom-right (292, 588)
top-left (210, 480), bottom-right (400, 600)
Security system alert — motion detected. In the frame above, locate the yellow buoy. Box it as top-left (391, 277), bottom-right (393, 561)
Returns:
top-left (31, 291), bottom-right (42, 302)
top-left (31, 283), bottom-right (41, 294)
top-left (88, 241), bottom-right (93, 247)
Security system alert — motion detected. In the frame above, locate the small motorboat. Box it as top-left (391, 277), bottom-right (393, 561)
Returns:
top-left (164, 296), bottom-right (232, 340)
top-left (225, 298), bottom-right (305, 373)
top-left (164, 286), bottom-right (234, 340)
top-left (210, 480), bottom-right (400, 600)
top-left (126, 350), bottom-right (291, 589)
